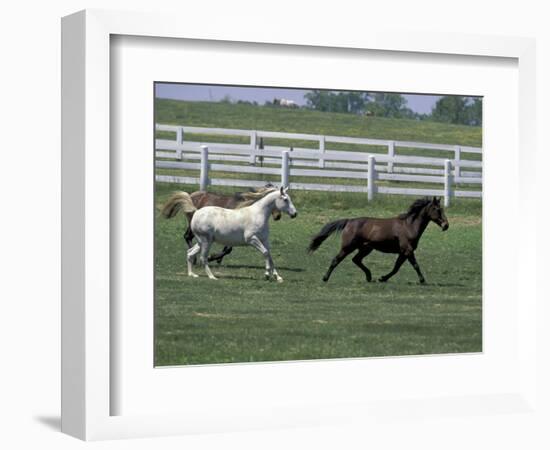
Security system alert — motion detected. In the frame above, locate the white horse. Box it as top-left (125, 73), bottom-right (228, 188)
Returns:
top-left (183, 187), bottom-right (297, 281)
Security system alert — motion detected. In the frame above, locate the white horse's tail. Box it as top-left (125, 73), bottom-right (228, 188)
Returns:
top-left (161, 191), bottom-right (197, 218)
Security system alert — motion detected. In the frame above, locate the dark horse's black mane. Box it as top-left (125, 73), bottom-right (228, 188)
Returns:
top-left (398, 197), bottom-right (433, 221)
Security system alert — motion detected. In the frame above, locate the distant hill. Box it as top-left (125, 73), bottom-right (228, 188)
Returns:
top-left (155, 99), bottom-right (482, 148)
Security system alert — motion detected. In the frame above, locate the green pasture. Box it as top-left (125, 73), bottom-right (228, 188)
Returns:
top-left (155, 99), bottom-right (482, 193)
top-left (155, 99), bottom-right (482, 148)
top-left (154, 184), bottom-right (482, 366)
top-left (154, 99), bottom-right (482, 366)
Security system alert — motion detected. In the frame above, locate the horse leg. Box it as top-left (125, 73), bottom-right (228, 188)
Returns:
top-left (184, 226), bottom-right (194, 248)
top-left (322, 243), bottom-right (357, 282)
top-left (407, 252), bottom-right (426, 284)
top-left (184, 212), bottom-right (198, 264)
top-left (184, 226), bottom-right (198, 265)
top-left (268, 247), bottom-right (283, 283)
top-left (352, 246), bottom-right (373, 282)
top-left (186, 243), bottom-right (200, 278)
top-left (208, 246), bottom-right (233, 264)
top-left (248, 236), bottom-right (282, 282)
top-left (199, 239), bottom-right (217, 280)
top-left (379, 254), bottom-right (406, 282)
top-left (260, 240), bottom-right (282, 281)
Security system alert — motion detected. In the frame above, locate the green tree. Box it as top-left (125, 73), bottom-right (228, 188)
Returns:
top-left (365, 93), bottom-right (415, 118)
top-left (465, 98), bottom-right (482, 126)
top-left (304, 90), bottom-right (329, 111)
top-left (431, 96), bottom-right (469, 124)
top-left (431, 96), bottom-right (482, 126)
top-left (304, 90), bottom-right (367, 114)
top-left (341, 91), bottom-right (367, 113)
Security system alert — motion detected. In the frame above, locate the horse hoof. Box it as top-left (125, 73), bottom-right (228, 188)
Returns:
top-left (208, 276), bottom-right (218, 280)
top-left (378, 277), bottom-right (387, 283)
top-left (188, 273), bottom-right (199, 278)
top-left (276, 277), bottom-right (284, 283)
top-left (419, 279), bottom-right (426, 284)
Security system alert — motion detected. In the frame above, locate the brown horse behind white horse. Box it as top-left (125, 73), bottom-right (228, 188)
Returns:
top-left (163, 187), bottom-right (297, 281)
top-left (161, 186), bottom-right (281, 263)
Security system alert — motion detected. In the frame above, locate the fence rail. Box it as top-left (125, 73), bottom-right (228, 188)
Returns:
top-left (155, 124), bottom-right (482, 206)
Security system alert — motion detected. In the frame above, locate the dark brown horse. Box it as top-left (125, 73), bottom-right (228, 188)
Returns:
top-left (308, 197), bottom-right (449, 284)
top-left (161, 186), bottom-right (281, 263)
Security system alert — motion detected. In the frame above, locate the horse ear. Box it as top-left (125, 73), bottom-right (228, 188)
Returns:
top-left (280, 186), bottom-right (284, 195)
top-left (283, 187), bottom-right (289, 194)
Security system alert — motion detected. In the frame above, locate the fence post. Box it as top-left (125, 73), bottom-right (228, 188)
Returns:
top-left (319, 136), bottom-right (325, 168)
top-left (249, 131), bottom-right (257, 165)
top-left (200, 145), bottom-right (209, 191)
top-left (176, 126), bottom-right (184, 160)
top-left (367, 155), bottom-right (376, 201)
top-left (444, 159), bottom-right (452, 207)
top-left (258, 137), bottom-right (264, 167)
top-left (387, 141), bottom-right (395, 173)
top-left (454, 145), bottom-right (461, 180)
top-left (281, 150), bottom-right (290, 188)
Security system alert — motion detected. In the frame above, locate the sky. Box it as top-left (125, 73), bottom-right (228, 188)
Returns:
top-left (155, 83), bottom-right (444, 115)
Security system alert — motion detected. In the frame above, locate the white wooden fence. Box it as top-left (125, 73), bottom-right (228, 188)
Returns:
top-left (155, 125), bottom-right (482, 206)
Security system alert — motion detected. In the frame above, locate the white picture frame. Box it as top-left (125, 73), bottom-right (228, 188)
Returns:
top-left (61, 9), bottom-right (538, 441)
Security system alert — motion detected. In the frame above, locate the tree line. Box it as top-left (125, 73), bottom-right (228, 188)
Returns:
top-left (300, 91), bottom-right (482, 126)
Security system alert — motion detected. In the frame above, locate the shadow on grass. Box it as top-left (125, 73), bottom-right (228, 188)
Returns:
top-left (213, 275), bottom-right (258, 281)
top-left (418, 282), bottom-right (467, 287)
top-left (376, 281), bottom-right (466, 287)
top-left (166, 273), bottom-right (296, 281)
top-left (221, 264), bottom-right (305, 272)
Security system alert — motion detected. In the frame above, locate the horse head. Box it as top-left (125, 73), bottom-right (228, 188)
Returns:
top-left (427, 197), bottom-right (449, 231)
top-left (275, 186), bottom-right (297, 219)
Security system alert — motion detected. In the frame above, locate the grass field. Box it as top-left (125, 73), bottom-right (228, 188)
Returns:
top-left (154, 98), bottom-right (482, 366)
top-left (155, 99), bottom-right (482, 193)
top-left (154, 184), bottom-right (482, 366)
top-left (155, 99), bottom-right (482, 148)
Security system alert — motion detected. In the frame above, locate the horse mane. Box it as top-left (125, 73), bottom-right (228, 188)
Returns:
top-left (398, 197), bottom-right (432, 221)
top-left (233, 186), bottom-right (277, 208)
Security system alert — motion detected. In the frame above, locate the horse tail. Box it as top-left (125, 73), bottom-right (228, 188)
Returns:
top-left (308, 219), bottom-right (349, 253)
top-left (161, 191), bottom-right (197, 219)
